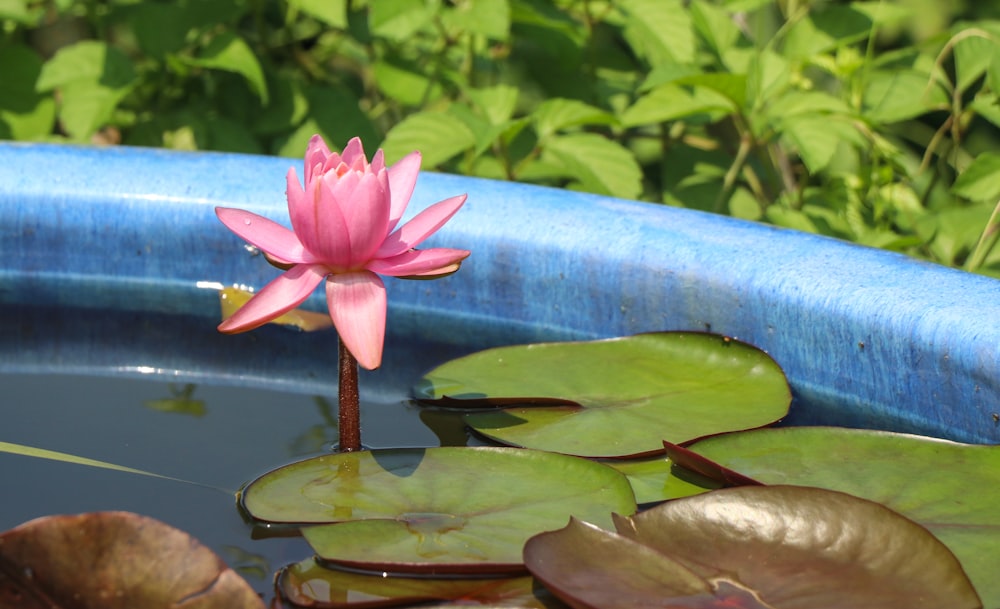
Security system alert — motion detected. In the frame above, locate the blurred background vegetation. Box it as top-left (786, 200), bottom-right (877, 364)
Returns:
top-left (4, 0), bottom-right (1000, 276)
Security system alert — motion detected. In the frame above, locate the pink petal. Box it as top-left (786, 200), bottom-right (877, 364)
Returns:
top-left (368, 247), bottom-right (470, 277)
top-left (286, 168), bottom-right (314, 250)
top-left (326, 271), bottom-right (387, 370)
top-left (385, 151), bottom-right (422, 232)
top-left (218, 264), bottom-right (327, 333)
top-left (339, 137), bottom-right (366, 170)
top-left (216, 207), bottom-right (311, 264)
top-left (370, 148), bottom-right (386, 174)
top-left (341, 172), bottom-right (391, 265)
top-left (309, 173), bottom-right (354, 266)
top-left (376, 194), bottom-right (467, 258)
top-left (304, 135), bottom-right (331, 184)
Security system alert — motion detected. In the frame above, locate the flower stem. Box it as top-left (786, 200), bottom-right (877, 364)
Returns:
top-left (338, 337), bottom-right (362, 452)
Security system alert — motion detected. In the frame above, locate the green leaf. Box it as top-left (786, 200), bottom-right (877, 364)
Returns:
top-left (467, 85), bottom-right (519, 125)
top-left (620, 0), bottom-right (695, 66)
top-left (688, 427), bottom-right (1000, 607)
top-left (372, 58), bottom-right (445, 107)
top-left (381, 110), bottom-right (476, 166)
top-left (37, 40), bottom-right (135, 92)
top-left (530, 98), bottom-right (616, 140)
top-left (241, 447), bottom-right (636, 573)
top-left (690, 0), bottom-right (740, 60)
top-left (953, 32), bottom-right (999, 94)
top-left (952, 151), bottom-right (1000, 202)
top-left (60, 81), bottom-right (133, 140)
top-left (414, 333), bottom-right (790, 458)
top-left (780, 114), bottom-right (863, 174)
top-left (441, 0), bottom-right (511, 40)
top-left (542, 133), bottom-right (642, 200)
top-left (783, 4), bottom-right (874, 59)
top-left (288, 0), bottom-right (347, 28)
top-left (675, 72), bottom-right (747, 108)
top-left (129, 2), bottom-right (190, 59)
top-left (447, 102), bottom-right (505, 157)
top-left (863, 69), bottom-right (947, 123)
top-left (526, 486), bottom-right (981, 609)
top-left (0, 45), bottom-right (55, 140)
top-left (278, 558), bottom-right (557, 608)
top-left (185, 32), bottom-right (268, 104)
top-left (765, 90), bottom-right (850, 118)
top-left (620, 83), bottom-right (735, 127)
top-left (605, 456), bottom-right (720, 504)
top-left (274, 85), bottom-right (378, 157)
top-left (369, 0), bottom-right (436, 40)
top-left (0, 0), bottom-right (38, 24)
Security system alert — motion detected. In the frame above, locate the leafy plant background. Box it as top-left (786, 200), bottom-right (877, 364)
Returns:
top-left (4, 0), bottom-right (1000, 275)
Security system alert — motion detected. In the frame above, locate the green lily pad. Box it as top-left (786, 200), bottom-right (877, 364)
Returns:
top-left (241, 447), bottom-right (636, 574)
top-left (413, 332), bottom-right (790, 458)
top-left (603, 456), bottom-right (721, 504)
top-left (524, 486), bottom-right (982, 609)
top-left (0, 511), bottom-right (264, 609)
top-left (277, 557), bottom-right (567, 608)
top-left (686, 427), bottom-right (1000, 607)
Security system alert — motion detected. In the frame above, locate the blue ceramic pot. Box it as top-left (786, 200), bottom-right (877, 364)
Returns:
top-left (1, 142), bottom-right (997, 442)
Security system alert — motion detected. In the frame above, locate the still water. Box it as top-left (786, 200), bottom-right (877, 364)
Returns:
top-left (0, 299), bottom-right (496, 598)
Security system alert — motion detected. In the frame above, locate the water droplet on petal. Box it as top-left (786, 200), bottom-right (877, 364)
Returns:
top-left (244, 219), bottom-right (252, 226)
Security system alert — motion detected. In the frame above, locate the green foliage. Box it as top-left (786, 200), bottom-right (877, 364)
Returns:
top-left (4, 0), bottom-right (1000, 273)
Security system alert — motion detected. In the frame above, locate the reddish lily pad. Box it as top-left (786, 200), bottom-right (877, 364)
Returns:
top-left (0, 511), bottom-right (265, 609)
top-left (685, 427), bottom-right (1000, 607)
top-left (240, 447), bottom-right (636, 574)
top-left (277, 557), bottom-right (567, 608)
top-left (524, 486), bottom-right (982, 609)
top-left (413, 332), bottom-right (790, 458)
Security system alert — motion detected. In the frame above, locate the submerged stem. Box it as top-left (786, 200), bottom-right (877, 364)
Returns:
top-left (338, 337), bottom-right (361, 452)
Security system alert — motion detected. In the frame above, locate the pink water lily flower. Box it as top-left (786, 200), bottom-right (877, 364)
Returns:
top-left (216, 135), bottom-right (469, 370)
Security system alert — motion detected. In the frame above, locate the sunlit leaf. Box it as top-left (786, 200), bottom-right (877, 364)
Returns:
top-left (620, 83), bottom-right (734, 127)
top-left (36, 40), bottom-right (136, 139)
top-left (543, 133), bottom-right (642, 200)
top-left (414, 333), bottom-right (790, 458)
top-left (369, 0), bottom-right (435, 40)
top-left (184, 32), bottom-right (268, 104)
top-left (952, 152), bottom-right (1000, 202)
top-left (524, 486), bottom-right (982, 609)
top-left (687, 427), bottom-right (1000, 607)
top-left (863, 69), bottom-right (947, 123)
top-left (0, 512), bottom-right (265, 609)
top-left (620, 0), bottom-right (695, 66)
top-left (690, 0), bottom-right (740, 60)
top-left (603, 456), bottom-right (720, 504)
top-left (530, 98), bottom-right (615, 141)
top-left (440, 0), bottom-right (510, 41)
top-left (381, 111), bottom-right (476, 166)
top-left (779, 114), bottom-right (864, 173)
top-left (953, 32), bottom-right (998, 94)
top-left (289, 0), bottom-right (347, 28)
top-left (241, 447), bottom-right (636, 574)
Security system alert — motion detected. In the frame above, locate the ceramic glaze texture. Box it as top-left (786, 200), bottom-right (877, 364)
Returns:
top-left (0, 142), bottom-right (998, 442)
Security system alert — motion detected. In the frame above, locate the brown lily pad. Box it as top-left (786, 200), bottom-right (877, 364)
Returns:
top-left (524, 485), bottom-right (982, 609)
top-left (0, 511), bottom-right (265, 609)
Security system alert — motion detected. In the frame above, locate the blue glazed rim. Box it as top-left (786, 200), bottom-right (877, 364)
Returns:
top-left (1, 142), bottom-right (998, 443)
